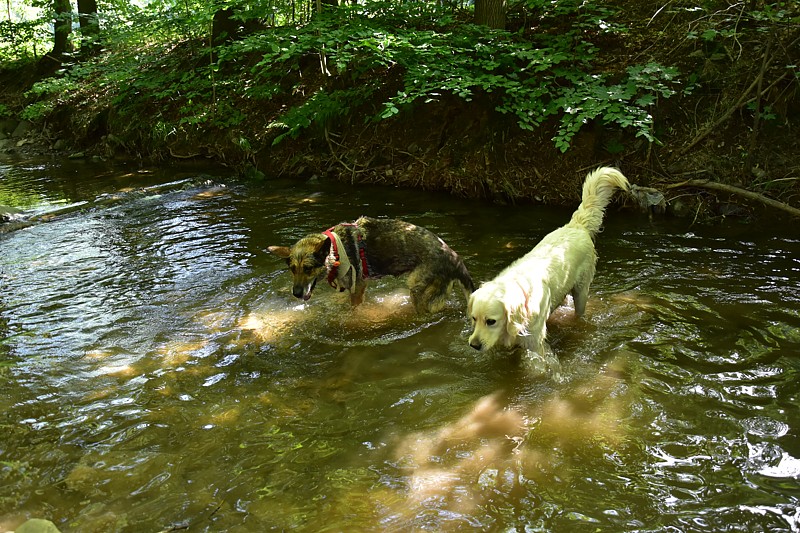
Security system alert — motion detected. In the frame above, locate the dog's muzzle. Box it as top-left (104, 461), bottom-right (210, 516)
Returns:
top-left (292, 287), bottom-right (307, 300)
top-left (469, 338), bottom-right (482, 351)
top-left (293, 279), bottom-right (316, 300)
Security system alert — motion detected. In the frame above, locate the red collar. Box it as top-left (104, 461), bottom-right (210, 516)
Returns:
top-left (323, 228), bottom-right (341, 287)
top-left (355, 232), bottom-right (370, 279)
top-left (323, 226), bottom-right (370, 288)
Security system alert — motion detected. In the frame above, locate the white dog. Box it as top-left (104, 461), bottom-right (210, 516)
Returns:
top-left (468, 167), bottom-right (629, 356)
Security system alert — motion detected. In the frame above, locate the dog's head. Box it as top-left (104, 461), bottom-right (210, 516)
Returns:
top-left (467, 281), bottom-right (530, 352)
top-left (268, 234), bottom-right (332, 301)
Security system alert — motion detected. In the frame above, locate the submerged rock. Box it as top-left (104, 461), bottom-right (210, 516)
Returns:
top-left (0, 205), bottom-right (25, 223)
top-left (11, 120), bottom-right (34, 138)
top-left (629, 184), bottom-right (666, 215)
top-left (15, 518), bottom-right (62, 533)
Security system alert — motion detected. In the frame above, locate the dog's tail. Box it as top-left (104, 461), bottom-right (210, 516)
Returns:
top-left (457, 259), bottom-right (476, 294)
top-left (567, 167), bottom-right (630, 237)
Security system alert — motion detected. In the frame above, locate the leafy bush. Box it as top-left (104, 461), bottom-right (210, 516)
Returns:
top-left (227, 4), bottom-right (682, 151)
top-left (0, 19), bottom-right (47, 61)
top-left (268, 87), bottom-right (375, 145)
top-left (21, 101), bottom-right (55, 121)
top-left (25, 0), bottom-right (790, 159)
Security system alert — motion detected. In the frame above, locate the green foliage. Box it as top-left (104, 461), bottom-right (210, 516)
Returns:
top-left (6, 0), bottom-right (794, 157)
top-left (345, 11), bottom-right (672, 150)
top-left (525, 0), bottom-right (625, 34)
top-left (151, 120), bottom-right (177, 143)
top-left (268, 87), bottom-right (374, 145)
top-left (219, 2), bottom-right (682, 150)
top-left (546, 63), bottom-right (679, 152)
top-left (25, 71), bottom-right (83, 98)
top-left (21, 62), bottom-right (97, 120)
top-left (685, 1), bottom-right (799, 48)
top-left (546, 64), bottom-right (679, 152)
top-left (20, 101), bottom-right (54, 121)
top-left (746, 102), bottom-right (777, 122)
top-left (0, 19), bottom-right (48, 61)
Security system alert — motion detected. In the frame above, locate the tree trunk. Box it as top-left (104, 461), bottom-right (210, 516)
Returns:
top-left (474, 0), bottom-right (506, 30)
top-left (315, 0), bottom-right (337, 15)
top-left (77, 0), bottom-right (100, 55)
top-left (50, 0), bottom-right (72, 60)
top-left (212, 7), bottom-right (238, 44)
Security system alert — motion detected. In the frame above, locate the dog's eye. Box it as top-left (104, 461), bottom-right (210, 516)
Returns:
top-left (303, 265), bottom-right (313, 274)
top-left (485, 319), bottom-right (496, 326)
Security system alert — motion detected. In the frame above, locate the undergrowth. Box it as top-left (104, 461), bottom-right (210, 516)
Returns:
top-left (219, 1), bottom-right (684, 151)
top-left (10, 0), bottom-right (799, 162)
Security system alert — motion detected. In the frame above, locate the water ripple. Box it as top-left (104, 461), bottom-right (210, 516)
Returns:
top-left (2, 165), bottom-right (800, 532)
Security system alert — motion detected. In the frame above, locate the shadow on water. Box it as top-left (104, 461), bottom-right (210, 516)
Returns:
top-left (1, 158), bottom-right (799, 531)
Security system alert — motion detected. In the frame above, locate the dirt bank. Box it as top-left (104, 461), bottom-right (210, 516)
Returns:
top-left (1, 4), bottom-right (798, 223)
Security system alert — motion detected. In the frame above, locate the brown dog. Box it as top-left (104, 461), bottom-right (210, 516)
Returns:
top-left (268, 216), bottom-right (474, 313)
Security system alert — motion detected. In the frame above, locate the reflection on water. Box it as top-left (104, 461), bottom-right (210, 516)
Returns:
top-left (1, 158), bottom-right (799, 532)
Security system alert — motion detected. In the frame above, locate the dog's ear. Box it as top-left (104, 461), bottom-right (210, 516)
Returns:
top-left (313, 237), bottom-right (332, 263)
top-left (504, 291), bottom-right (529, 338)
top-left (267, 246), bottom-right (291, 259)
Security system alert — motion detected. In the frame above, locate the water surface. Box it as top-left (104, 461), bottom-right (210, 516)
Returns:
top-left (1, 157), bottom-right (799, 531)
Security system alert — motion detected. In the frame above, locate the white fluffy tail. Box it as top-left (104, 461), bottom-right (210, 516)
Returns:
top-left (568, 167), bottom-right (630, 237)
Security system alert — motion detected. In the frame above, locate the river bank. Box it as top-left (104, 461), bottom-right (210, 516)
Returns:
top-left (2, 99), bottom-right (798, 223)
top-left (1, 1), bottom-right (798, 222)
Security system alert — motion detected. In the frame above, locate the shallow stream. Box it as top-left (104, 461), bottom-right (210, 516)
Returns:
top-left (1, 158), bottom-right (799, 531)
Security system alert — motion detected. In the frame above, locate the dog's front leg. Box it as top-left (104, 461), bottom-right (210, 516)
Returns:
top-left (521, 335), bottom-right (546, 356)
top-left (522, 339), bottom-right (562, 380)
top-left (350, 281), bottom-right (367, 307)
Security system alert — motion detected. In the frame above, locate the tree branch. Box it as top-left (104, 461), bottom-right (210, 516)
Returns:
top-left (667, 179), bottom-right (800, 218)
top-left (673, 28), bottom-right (799, 159)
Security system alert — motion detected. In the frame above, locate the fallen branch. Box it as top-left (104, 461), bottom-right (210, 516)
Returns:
top-left (667, 178), bottom-right (800, 218)
top-left (1, 178), bottom-right (204, 233)
top-left (675, 70), bottom-right (789, 158)
top-left (324, 128), bottom-right (359, 183)
top-left (169, 146), bottom-right (202, 159)
top-left (675, 28), bottom-right (800, 159)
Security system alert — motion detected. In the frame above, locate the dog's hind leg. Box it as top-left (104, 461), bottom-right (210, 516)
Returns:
top-left (407, 270), bottom-right (449, 314)
top-left (424, 283), bottom-right (450, 313)
top-left (459, 283), bottom-right (472, 308)
top-left (571, 284), bottom-right (590, 317)
top-left (571, 264), bottom-right (595, 317)
top-left (410, 283), bottom-right (444, 314)
top-left (350, 280), bottom-right (367, 307)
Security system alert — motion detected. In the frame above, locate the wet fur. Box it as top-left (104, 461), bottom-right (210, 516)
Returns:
top-left (268, 216), bottom-right (475, 313)
top-left (468, 167), bottom-right (630, 355)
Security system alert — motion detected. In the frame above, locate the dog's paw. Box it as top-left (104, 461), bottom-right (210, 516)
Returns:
top-left (523, 350), bottom-right (563, 382)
